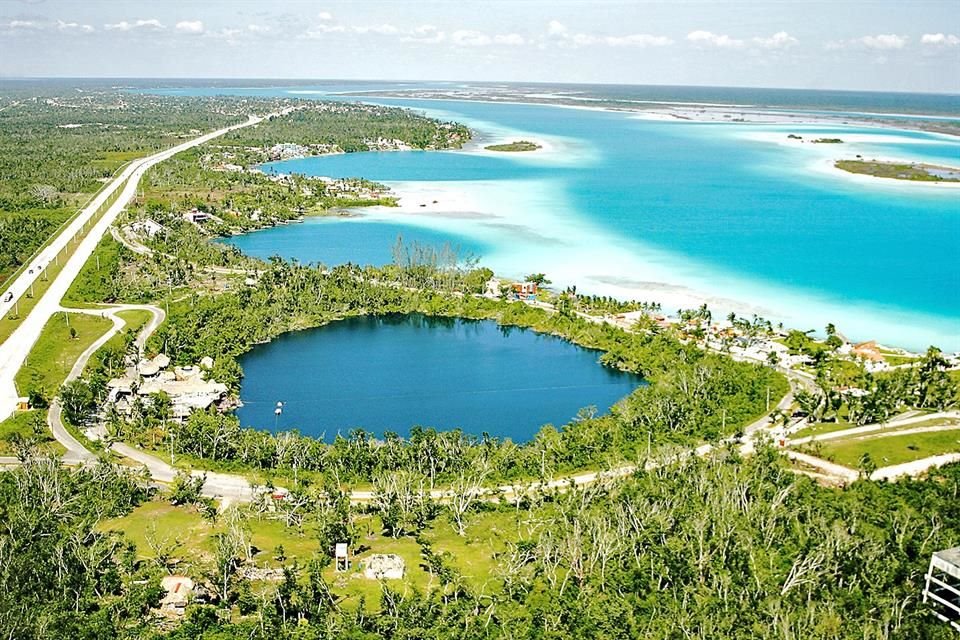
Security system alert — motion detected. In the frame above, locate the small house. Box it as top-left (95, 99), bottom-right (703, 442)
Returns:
top-left (159, 575), bottom-right (194, 613)
top-left (512, 282), bottom-right (538, 299)
top-left (851, 341), bottom-right (884, 362)
top-left (183, 208), bottom-right (213, 224)
top-left (131, 219), bottom-right (164, 238)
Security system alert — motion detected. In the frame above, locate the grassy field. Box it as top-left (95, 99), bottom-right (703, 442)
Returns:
top-left (15, 312), bottom-right (113, 398)
top-left (818, 428), bottom-right (960, 467)
top-left (116, 309), bottom-right (153, 333)
top-left (791, 421), bottom-right (854, 440)
top-left (0, 409), bottom-right (66, 455)
top-left (100, 498), bottom-right (526, 609)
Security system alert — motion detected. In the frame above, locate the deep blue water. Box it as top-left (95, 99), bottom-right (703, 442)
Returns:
top-left (236, 314), bottom-right (641, 441)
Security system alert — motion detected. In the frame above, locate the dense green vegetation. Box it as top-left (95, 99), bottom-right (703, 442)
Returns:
top-left (485, 140), bottom-right (541, 152)
top-left (76, 254), bottom-right (786, 485)
top-left (0, 86), bottom-right (283, 283)
top-left (220, 101), bottom-right (470, 153)
top-left (2, 448), bottom-right (958, 638)
top-left (835, 159), bottom-right (960, 182)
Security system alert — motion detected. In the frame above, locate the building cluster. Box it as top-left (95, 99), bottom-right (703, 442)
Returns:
top-left (106, 353), bottom-right (228, 421)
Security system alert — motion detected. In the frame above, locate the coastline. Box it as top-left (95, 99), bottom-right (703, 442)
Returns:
top-left (374, 179), bottom-right (960, 352)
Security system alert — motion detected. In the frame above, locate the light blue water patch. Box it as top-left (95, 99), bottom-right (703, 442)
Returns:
top-left (236, 313), bottom-right (642, 442)
top-left (218, 217), bottom-right (487, 267)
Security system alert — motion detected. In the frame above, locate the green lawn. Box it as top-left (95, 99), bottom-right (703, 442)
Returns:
top-left (791, 421), bottom-right (854, 440)
top-left (116, 309), bottom-right (152, 333)
top-left (819, 428), bottom-right (960, 468)
top-left (100, 497), bottom-right (527, 610)
top-left (15, 312), bottom-right (113, 397)
top-left (0, 409), bottom-right (66, 455)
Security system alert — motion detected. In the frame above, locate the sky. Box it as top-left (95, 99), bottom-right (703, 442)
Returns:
top-left (1, 0), bottom-right (958, 93)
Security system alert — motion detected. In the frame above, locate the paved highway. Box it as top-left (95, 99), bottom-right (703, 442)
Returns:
top-left (0, 112), bottom-right (278, 423)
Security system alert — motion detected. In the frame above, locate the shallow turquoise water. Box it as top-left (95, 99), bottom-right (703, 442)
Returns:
top-left (236, 314), bottom-right (642, 441)
top-left (163, 85), bottom-right (960, 349)
top-left (247, 99), bottom-right (960, 349)
top-left (219, 217), bottom-right (487, 267)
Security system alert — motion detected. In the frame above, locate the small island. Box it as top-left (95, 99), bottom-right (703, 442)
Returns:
top-left (835, 159), bottom-right (960, 182)
top-left (484, 140), bottom-right (541, 152)
top-left (812, 137), bottom-right (844, 144)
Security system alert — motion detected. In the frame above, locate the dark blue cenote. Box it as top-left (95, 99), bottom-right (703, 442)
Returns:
top-left (235, 313), bottom-right (642, 442)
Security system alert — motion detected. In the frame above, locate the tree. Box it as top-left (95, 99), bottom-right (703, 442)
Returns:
top-left (169, 469), bottom-right (205, 505)
top-left (448, 463), bottom-right (490, 537)
top-left (58, 379), bottom-right (95, 425)
top-left (916, 346), bottom-right (956, 409)
top-left (524, 273), bottom-right (551, 287)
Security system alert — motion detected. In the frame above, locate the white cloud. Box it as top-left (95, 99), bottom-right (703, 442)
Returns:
top-left (247, 24), bottom-right (270, 34)
top-left (548, 21), bottom-right (670, 48)
top-left (104, 19), bottom-right (164, 32)
top-left (547, 20), bottom-right (568, 37)
top-left (687, 30), bottom-right (744, 48)
top-left (175, 20), bottom-right (204, 34)
top-left (451, 29), bottom-right (492, 46)
top-left (401, 24), bottom-right (445, 43)
top-left (752, 31), bottom-right (797, 49)
top-left (603, 33), bottom-right (673, 47)
top-left (352, 24), bottom-right (399, 35)
top-left (208, 28), bottom-right (241, 41)
top-left (57, 20), bottom-right (95, 33)
top-left (859, 34), bottom-right (907, 50)
top-left (302, 22), bottom-right (345, 37)
top-left (317, 11), bottom-right (334, 21)
top-left (7, 19), bottom-right (42, 30)
top-left (921, 33), bottom-right (959, 46)
top-left (494, 33), bottom-right (526, 46)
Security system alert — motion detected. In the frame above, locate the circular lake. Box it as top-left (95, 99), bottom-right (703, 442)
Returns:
top-left (235, 313), bottom-right (642, 442)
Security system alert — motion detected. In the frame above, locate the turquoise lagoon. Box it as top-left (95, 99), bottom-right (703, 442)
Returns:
top-left (235, 314), bottom-right (641, 440)
top-left (221, 95), bottom-right (960, 351)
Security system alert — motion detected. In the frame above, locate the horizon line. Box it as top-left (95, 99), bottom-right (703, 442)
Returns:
top-left (0, 76), bottom-right (958, 97)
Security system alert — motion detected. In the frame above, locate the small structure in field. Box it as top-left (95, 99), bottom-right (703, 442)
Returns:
top-left (363, 554), bottom-right (405, 580)
top-left (183, 208), bottom-right (214, 224)
top-left (335, 543), bottom-right (349, 572)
